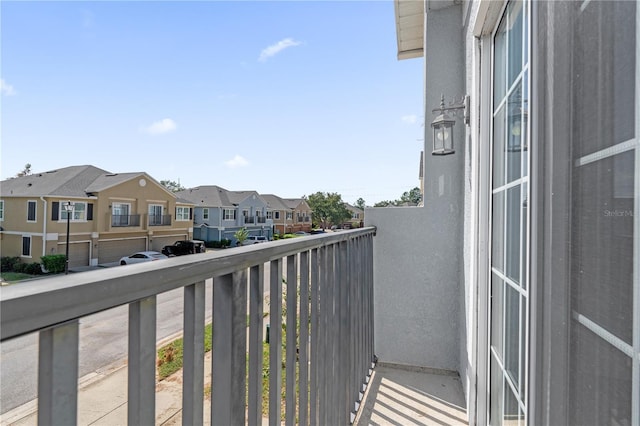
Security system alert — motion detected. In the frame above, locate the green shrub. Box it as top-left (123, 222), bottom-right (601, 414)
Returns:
top-left (25, 263), bottom-right (43, 275)
top-left (13, 262), bottom-right (27, 273)
top-left (221, 239), bottom-right (231, 248)
top-left (1, 256), bottom-right (21, 272)
top-left (41, 254), bottom-right (66, 274)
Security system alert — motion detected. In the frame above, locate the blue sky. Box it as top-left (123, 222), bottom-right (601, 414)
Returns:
top-left (1, 1), bottom-right (424, 205)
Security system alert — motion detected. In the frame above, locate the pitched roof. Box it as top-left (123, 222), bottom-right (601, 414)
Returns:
top-left (177, 186), bottom-right (266, 207)
top-left (261, 194), bottom-right (292, 211)
top-left (0, 165), bottom-right (109, 198)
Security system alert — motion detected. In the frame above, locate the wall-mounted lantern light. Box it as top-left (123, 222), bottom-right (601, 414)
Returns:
top-left (430, 94), bottom-right (470, 156)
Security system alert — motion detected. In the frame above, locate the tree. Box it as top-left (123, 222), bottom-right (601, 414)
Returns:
top-left (355, 198), bottom-right (366, 210)
top-left (160, 179), bottom-right (185, 192)
top-left (304, 192), bottom-right (351, 229)
top-left (234, 227), bottom-right (249, 246)
top-left (373, 187), bottom-right (423, 207)
top-left (16, 163), bottom-right (32, 177)
top-left (400, 187), bottom-right (422, 205)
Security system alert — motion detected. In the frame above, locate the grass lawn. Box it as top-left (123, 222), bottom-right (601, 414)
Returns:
top-left (0, 272), bottom-right (39, 283)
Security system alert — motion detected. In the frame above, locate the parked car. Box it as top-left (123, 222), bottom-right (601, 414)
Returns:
top-left (310, 229), bottom-right (325, 235)
top-left (294, 231), bottom-right (309, 236)
top-left (161, 240), bottom-right (206, 257)
top-left (120, 251), bottom-right (168, 265)
top-left (243, 235), bottom-right (269, 245)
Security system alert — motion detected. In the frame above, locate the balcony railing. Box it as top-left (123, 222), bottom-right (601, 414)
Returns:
top-left (148, 214), bottom-right (172, 226)
top-left (111, 214), bottom-right (141, 227)
top-left (0, 227), bottom-right (376, 425)
top-left (244, 216), bottom-right (255, 224)
top-left (257, 216), bottom-right (267, 223)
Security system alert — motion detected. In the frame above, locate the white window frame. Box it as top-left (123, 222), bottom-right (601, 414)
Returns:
top-left (27, 200), bottom-right (37, 222)
top-left (203, 208), bottom-right (209, 220)
top-left (64, 202), bottom-right (87, 221)
top-left (266, 210), bottom-right (273, 220)
top-left (286, 212), bottom-right (293, 220)
top-left (223, 208), bottom-right (236, 221)
top-left (176, 206), bottom-right (190, 221)
top-left (0, 200), bottom-right (4, 221)
top-left (274, 211), bottom-right (280, 220)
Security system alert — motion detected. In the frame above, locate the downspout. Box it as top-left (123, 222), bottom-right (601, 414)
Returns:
top-left (40, 196), bottom-right (47, 257)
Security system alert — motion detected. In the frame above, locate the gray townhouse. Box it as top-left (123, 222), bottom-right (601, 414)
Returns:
top-left (176, 185), bottom-right (273, 245)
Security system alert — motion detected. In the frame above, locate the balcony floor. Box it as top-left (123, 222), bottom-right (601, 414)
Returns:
top-left (355, 364), bottom-right (468, 426)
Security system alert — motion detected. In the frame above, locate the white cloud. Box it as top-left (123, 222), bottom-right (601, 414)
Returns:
top-left (225, 155), bottom-right (249, 169)
top-left (259, 38), bottom-right (302, 62)
top-left (1, 79), bottom-right (16, 96)
top-left (141, 118), bottom-right (177, 135)
top-left (401, 115), bottom-right (417, 124)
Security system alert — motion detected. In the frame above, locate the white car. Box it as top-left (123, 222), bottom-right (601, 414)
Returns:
top-left (120, 251), bottom-right (168, 265)
top-left (243, 236), bottom-right (269, 245)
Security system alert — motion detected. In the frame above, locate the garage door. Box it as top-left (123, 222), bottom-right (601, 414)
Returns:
top-left (150, 236), bottom-right (185, 252)
top-left (58, 242), bottom-right (90, 268)
top-left (99, 238), bottom-right (147, 264)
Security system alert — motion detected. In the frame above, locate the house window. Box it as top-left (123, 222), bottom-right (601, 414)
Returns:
top-left (176, 206), bottom-right (190, 221)
top-left (112, 203), bottom-right (130, 226)
top-left (27, 201), bottom-right (36, 222)
top-left (203, 208), bottom-right (209, 220)
top-left (266, 211), bottom-right (273, 219)
top-left (0, 200), bottom-right (4, 221)
top-left (489, 1), bottom-right (529, 424)
top-left (286, 212), bottom-right (293, 220)
top-left (274, 211), bottom-right (280, 220)
top-left (223, 209), bottom-right (236, 221)
top-left (61, 202), bottom-right (87, 221)
top-left (149, 204), bottom-right (164, 226)
top-left (21, 235), bottom-right (31, 257)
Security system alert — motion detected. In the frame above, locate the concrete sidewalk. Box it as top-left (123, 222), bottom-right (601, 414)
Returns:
top-left (1, 351), bottom-right (209, 426)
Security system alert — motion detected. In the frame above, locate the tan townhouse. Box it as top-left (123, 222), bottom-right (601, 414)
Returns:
top-left (0, 165), bottom-right (194, 267)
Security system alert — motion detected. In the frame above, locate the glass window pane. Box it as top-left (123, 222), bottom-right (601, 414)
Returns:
top-left (504, 283), bottom-right (520, 388)
top-left (507, 1), bottom-right (524, 88)
top-left (493, 105), bottom-right (506, 188)
top-left (492, 191), bottom-right (505, 272)
top-left (507, 81), bottom-right (522, 183)
top-left (504, 379), bottom-right (520, 425)
top-left (569, 322), bottom-right (632, 425)
top-left (520, 182), bottom-right (528, 290)
top-left (521, 72), bottom-right (529, 178)
top-left (490, 355), bottom-right (504, 426)
top-left (506, 185), bottom-right (521, 284)
top-left (571, 153), bottom-right (634, 345)
top-left (494, 17), bottom-right (507, 106)
top-left (491, 273), bottom-right (504, 357)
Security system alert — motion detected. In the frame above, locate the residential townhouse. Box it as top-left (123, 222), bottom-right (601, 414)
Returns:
top-left (0, 165), bottom-right (194, 267)
top-left (344, 203), bottom-right (364, 229)
top-left (176, 185), bottom-right (273, 245)
top-left (282, 198), bottom-right (312, 233)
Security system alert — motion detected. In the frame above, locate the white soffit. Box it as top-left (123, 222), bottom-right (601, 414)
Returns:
top-left (394, 0), bottom-right (425, 60)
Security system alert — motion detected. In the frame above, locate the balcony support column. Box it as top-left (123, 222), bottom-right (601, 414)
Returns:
top-left (38, 320), bottom-right (79, 426)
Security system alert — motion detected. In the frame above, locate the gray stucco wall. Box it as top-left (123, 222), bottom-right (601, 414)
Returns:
top-left (366, 205), bottom-right (460, 371)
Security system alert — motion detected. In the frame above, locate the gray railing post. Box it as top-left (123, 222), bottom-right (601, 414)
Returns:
top-left (309, 248), bottom-right (320, 426)
top-left (299, 250), bottom-right (310, 426)
top-left (211, 271), bottom-right (248, 426)
top-left (269, 259), bottom-right (283, 425)
top-left (248, 264), bottom-right (265, 426)
top-left (285, 254), bottom-right (298, 425)
top-left (128, 296), bottom-right (157, 425)
top-left (38, 320), bottom-right (79, 426)
top-left (183, 281), bottom-right (205, 426)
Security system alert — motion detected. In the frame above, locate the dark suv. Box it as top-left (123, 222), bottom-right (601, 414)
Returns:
top-left (161, 240), bottom-right (206, 257)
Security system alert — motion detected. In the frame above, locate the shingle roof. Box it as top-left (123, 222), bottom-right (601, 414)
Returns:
top-left (261, 194), bottom-right (292, 211)
top-left (0, 165), bottom-right (109, 198)
top-left (177, 186), bottom-right (266, 207)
